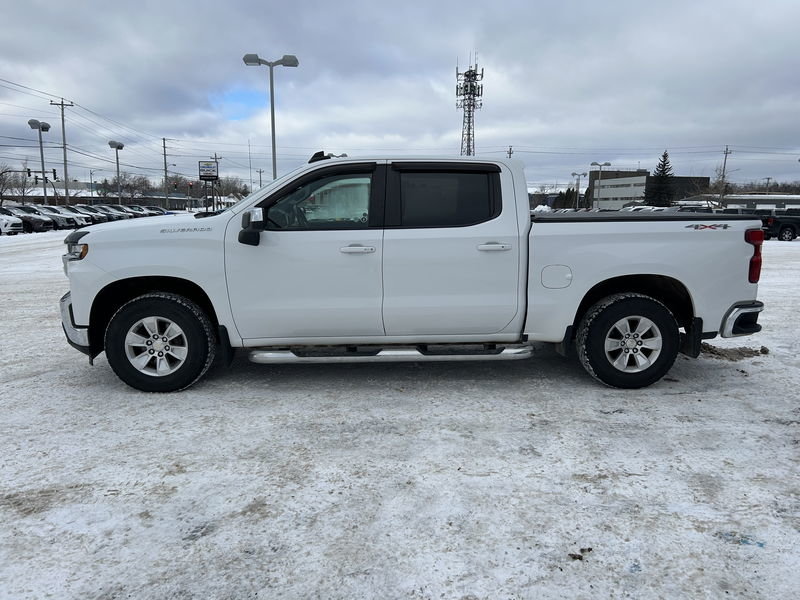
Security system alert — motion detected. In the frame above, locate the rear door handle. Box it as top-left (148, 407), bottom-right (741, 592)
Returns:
top-left (340, 245), bottom-right (376, 254)
top-left (477, 243), bottom-right (512, 251)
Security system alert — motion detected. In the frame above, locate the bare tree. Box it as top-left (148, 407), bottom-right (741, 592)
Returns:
top-left (0, 163), bottom-right (12, 206)
top-left (10, 161), bottom-right (35, 203)
top-left (218, 176), bottom-right (249, 198)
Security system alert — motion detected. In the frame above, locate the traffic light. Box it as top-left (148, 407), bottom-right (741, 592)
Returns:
top-left (34, 176), bottom-right (39, 184)
top-left (26, 168), bottom-right (32, 177)
top-left (173, 182), bottom-right (178, 191)
top-left (52, 169), bottom-right (57, 180)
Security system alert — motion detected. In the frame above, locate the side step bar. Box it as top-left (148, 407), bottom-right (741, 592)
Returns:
top-left (249, 345), bottom-right (533, 365)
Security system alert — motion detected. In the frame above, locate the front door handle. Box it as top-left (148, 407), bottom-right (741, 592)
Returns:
top-left (340, 245), bottom-right (376, 254)
top-left (477, 243), bottom-right (512, 251)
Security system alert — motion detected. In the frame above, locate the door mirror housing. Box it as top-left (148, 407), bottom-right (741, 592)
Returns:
top-left (239, 207), bottom-right (265, 246)
top-left (241, 207), bottom-right (265, 230)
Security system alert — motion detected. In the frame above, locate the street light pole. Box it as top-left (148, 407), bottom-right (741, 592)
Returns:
top-left (28, 119), bottom-right (51, 205)
top-left (571, 172), bottom-right (587, 210)
top-left (88, 168), bottom-right (100, 204)
top-left (243, 53), bottom-right (299, 180)
top-left (108, 141), bottom-right (124, 202)
top-left (590, 161), bottom-right (611, 209)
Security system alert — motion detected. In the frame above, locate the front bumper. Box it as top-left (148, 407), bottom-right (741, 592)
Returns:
top-left (720, 301), bottom-right (764, 338)
top-left (59, 291), bottom-right (91, 355)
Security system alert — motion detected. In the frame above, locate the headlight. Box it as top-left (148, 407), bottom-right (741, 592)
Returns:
top-left (66, 243), bottom-right (89, 260)
top-left (63, 230), bottom-right (90, 262)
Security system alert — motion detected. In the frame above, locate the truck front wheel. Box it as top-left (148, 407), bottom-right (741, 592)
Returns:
top-left (105, 292), bottom-right (216, 392)
top-left (576, 293), bottom-right (679, 389)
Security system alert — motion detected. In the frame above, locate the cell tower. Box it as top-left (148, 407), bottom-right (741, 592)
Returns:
top-left (456, 56), bottom-right (484, 156)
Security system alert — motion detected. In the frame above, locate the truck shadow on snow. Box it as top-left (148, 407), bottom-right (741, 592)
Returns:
top-left (190, 342), bottom-right (765, 399)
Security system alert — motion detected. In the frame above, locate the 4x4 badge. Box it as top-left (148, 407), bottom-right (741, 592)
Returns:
top-left (685, 224), bottom-right (730, 230)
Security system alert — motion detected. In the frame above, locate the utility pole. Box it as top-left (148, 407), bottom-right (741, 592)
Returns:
top-left (50, 98), bottom-right (74, 203)
top-left (256, 168), bottom-right (264, 187)
top-left (507, 146), bottom-right (513, 159)
top-left (456, 55), bottom-right (484, 156)
top-left (163, 138), bottom-right (169, 208)
top-left (718, 145), bottom-right (732, 205)
top-left (762, 177), bottom-right (772, 194)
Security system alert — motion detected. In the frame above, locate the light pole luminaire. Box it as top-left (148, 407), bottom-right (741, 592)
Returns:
top-left (243, 53), bottom-right (299, 180)
top-left (28, 119), bottom-right (51, 205)
top-left (571, 172), bottom-right (587, 210)
top-left (109, 140), bottom-right (124, 202)
top-left (590, 161), bottom-right (611, 209)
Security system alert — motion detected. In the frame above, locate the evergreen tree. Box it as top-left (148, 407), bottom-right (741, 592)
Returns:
top-left (646, 150), bottom-right (675, 206)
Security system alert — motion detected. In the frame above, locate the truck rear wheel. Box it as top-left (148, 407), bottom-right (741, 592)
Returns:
top-left (778, 226), bottom-right (796, 241)
top-left (105, 292), bottom-right (216, 392)
top-left (576, 293), bottom-right (679, 389)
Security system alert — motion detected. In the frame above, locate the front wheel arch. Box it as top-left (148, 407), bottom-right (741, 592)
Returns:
top-left (89, 276), bottom-right (219, 357)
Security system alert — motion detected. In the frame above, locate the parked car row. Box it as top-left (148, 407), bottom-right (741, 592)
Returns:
top-left (0, 203), bottom-right (171, 235)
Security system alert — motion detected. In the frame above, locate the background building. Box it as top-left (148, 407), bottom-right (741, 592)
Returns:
top-left (589, 170), bottom-right (710, 209)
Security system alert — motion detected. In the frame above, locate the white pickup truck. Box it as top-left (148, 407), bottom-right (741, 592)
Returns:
top-left (60, 156), bottom-right (765, 392)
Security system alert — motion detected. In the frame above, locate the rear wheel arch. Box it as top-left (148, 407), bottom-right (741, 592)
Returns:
top-left (778, 226), bottom-right (796, 241)
top-left (572, 274), bottom-right (694, 333)
top-left (89, 276), bottom-right (219, 355)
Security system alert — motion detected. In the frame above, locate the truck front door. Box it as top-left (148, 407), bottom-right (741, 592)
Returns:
top-left (225, 163), bottom-right (386, 340)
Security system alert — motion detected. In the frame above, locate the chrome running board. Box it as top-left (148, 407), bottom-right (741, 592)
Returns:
top-left (248, 344), bottom-right (533, 364)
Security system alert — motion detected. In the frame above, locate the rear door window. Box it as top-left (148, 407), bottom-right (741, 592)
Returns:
top-left (387, 165), bottom-right (501, 228)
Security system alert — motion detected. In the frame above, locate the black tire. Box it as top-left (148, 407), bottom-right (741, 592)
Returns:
top-left (778, 227), bottom-right (796, 242)
top-left (105, 292), bottom-right (216, 392)
top-left (576, 293), bottom-right (679, 389)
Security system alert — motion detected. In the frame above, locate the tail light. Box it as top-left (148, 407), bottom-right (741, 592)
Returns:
top-left (766, 217), bottom-right (774, 226)
top-left (745, 229), bottom-right (763, 283)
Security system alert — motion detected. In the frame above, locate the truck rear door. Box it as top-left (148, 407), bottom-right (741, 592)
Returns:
top-left (381, 162), bottom-right (520, 335)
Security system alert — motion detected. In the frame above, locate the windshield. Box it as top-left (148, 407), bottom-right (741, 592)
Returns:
top-left (216, 164), bottom-right (309, 214)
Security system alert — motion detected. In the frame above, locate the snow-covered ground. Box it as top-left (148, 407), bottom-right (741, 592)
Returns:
top-left (1, 231), bottom-right (798, 599)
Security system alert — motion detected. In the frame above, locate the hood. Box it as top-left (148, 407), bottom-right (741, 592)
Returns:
top-left (76, 211), bottom-right (230, 240)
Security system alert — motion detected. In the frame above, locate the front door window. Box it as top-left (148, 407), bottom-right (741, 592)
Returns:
top-left (267, 175), bottom-right (371, 230)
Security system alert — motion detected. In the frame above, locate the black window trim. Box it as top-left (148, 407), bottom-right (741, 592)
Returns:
top-left (385, 166), bottom-right (502, 229)
top-left (390, 161), bottom-right (501, 173)
top-left (256, 162), bottom-right (386, 230)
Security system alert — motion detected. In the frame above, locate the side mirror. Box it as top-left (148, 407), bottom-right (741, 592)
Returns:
top-left (241, 207), bottom-right (264, 230)
top-left (238, 208), bottom-right (265, 246)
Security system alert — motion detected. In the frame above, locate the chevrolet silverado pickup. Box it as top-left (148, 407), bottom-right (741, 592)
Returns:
top-left (60, 156), bottom-right (765, 392)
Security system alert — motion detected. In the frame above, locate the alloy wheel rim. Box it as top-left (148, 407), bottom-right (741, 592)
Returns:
top-left (124, 316), bottom-right (188, 377)
top-left (603, 315), bottom-right (663, 373)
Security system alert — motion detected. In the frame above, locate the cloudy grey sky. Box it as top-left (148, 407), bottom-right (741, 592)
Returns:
top-left (2, 0), bottom-right (799, 191)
